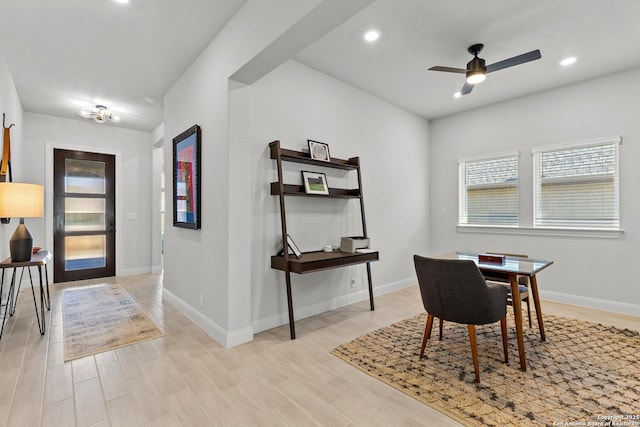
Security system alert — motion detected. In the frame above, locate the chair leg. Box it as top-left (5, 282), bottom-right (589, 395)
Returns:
top-left (438, 318), bottom-right (443, 341)
top-left (467, 324), bottom-right (480, 383)
top-left (526, 298), bottom-right (532, 328)
top-left (500, 316), bottom-right (509, 364)
top-left (420, 314), bottom-right (434, 359)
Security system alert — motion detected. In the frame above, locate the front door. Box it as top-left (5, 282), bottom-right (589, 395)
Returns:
top-left (53, 149), bottom-right (115, 282)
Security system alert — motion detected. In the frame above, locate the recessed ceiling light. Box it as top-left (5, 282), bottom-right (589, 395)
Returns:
top-left (560, 56), bottom-right (577, 66)
top-left (363, 30), bottom-right (381, 42)
top-left (453, 91), bottom-right (462, 98)
top-left (113, 0), bottom-right (129, 4)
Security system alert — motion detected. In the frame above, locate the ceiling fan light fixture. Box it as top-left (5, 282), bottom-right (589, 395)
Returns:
top-left (466, 71), bottom-right (486, 85)
top-left (466, 55), bottom-right (486, 84)
top-left (429, 43), bottom-right (541, 96)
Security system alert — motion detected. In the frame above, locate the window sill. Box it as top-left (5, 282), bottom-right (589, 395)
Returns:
top-left (456, 225), bottom-right (623, 239)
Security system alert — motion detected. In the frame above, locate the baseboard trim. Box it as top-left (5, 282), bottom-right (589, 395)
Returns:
top-left (539, 290), bottom-right (640, 317)
top-left (162, 288), bottom-right (253, 348)
top-left (252, 277), bottom-right (416, 334)
top-left (119, 267), bottom-right (152, 276)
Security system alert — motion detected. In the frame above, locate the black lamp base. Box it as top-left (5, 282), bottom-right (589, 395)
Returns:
top-left (9, 219), bottom-right (33, 262)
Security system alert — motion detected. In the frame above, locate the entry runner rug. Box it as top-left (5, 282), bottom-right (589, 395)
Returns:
top-left (332, 311), bottom-right (639, 426)
top-left (62, 284), bottom-right (164, 361)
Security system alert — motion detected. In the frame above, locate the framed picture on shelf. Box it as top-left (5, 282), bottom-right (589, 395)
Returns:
top-left (301, 171), bottom-right (329, 195)
top-left (287, 234), bottom-right (302, 258)
top-left (308, 140), bottom-right (330, 162)
top-left (173, 124), bottom-right (202, 229)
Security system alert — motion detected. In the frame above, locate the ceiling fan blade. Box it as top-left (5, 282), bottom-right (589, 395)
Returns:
top-left (486, 49), bottom-right (541, 73)
top-left (460, 82), bottom-right (474, 95)
top-left (428, 66), bottom-right (466, 74)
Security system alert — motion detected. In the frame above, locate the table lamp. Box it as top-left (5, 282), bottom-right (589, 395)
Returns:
top-left (0, 183), bottom-right (44, 262)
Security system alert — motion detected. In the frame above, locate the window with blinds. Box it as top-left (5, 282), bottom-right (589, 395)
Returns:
top-left (458, 153), bottom-right (519, 226)
top-left (533, 137), bottom-right (620, 229)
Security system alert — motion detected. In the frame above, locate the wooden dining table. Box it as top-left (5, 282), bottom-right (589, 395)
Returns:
top-left (433, 252), bottom-right (554, 371)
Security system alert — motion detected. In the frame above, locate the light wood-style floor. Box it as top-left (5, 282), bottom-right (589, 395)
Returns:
top-left (0, 273), bottom-right (637, 427)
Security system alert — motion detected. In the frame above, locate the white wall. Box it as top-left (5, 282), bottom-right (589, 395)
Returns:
top-left (162, 0), bottom-right (428, 344)
top-left (430, 67), bottom-right (640, 315)
top-left (0, 53), bottom-right (24, 261)
top-left (249, 60), bottom-right (430, 331)
top-left (23, 112), bottom-right (154, 278)
top-left (161, 0), bottom-right (328, 347)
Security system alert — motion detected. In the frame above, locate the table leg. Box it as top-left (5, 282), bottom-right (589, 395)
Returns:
top-left (8, 269), bottom-right (17, 316)
top-left (44, 264), bottom-right (51, 310)
top-left (0, 269), bottom-right (17, 340)
top-left (529, 274), bottom-right (546, 341)
top-left (285, 271), bottom-right (295, 340)
top-left (0, 269), bottom-right (7, 340)
top-left (366, 262), bottom-right (374, 311)
top-left (29, 266), bottom-right (45, 335)
top-left (11, 267), bottom-right (26, 313)
top-left (510, 275), bottom-right (527, 371)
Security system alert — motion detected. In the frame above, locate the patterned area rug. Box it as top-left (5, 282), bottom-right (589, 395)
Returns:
top-left (332, 311), bottom-right (640, 426)
top-left (62, 284), bottom-right (164, 361)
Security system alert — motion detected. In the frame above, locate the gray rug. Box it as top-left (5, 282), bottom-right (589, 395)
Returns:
top-left (62, 284), bottom-right (164, 361)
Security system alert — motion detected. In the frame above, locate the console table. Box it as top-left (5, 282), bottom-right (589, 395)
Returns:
top-left (0, 250), bottom-right (52, 339)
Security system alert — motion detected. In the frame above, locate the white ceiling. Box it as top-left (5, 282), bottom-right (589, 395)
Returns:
top-left (0, 0), bottom-right (247, 132)
top-left (1, 0), bottom-right (640, 132)
top-left (295, 0), bottom-right (640, 120)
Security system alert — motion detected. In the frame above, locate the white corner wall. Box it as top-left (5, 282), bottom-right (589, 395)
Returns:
top-left (162, 0), bottom-right (326, 347)
top-left (0, 53), bottom-right (24, 261)
top-left (22, 112), bottom-right (154, 278)
top-left (249, 60), bottom-right (430, 332)
top-left (429, 67), bottom-right (640, 315)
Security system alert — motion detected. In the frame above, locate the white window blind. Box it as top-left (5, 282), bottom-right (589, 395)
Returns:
top-left (533, 137), bottom-right (620, 229)
top-left (459, 153), bottom-right (519, 226)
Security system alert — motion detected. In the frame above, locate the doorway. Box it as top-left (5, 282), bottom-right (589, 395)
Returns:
top-left (53, 149), bottom-right (116, 282)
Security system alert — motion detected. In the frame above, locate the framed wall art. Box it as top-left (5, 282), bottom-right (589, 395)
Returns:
top-left (301, 171), bottom-right (329, 195)
top-left (307, 139), bottom-right (330, 162)
top-left (173, 124), bottom-right (201, 229)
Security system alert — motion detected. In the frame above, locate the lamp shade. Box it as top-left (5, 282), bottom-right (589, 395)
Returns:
top-left (0, 183), bottom-right (44, 218)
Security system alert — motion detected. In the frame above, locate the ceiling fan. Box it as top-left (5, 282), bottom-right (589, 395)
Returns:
top-left (78, 105), bottom-right (121, 124)
top-left (429, 43), bottom-right (541, 95)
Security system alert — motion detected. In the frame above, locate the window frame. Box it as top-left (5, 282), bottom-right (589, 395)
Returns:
top-left (458, 151), bottom-right (520, 227)
top-left (531, 136), bottom-right (621, 230)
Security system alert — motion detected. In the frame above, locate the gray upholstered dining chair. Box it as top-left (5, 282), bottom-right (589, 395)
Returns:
top-left (413, 255), bottom-right (510, 383)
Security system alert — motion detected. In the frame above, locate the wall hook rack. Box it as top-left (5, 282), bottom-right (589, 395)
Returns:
top-left (3, 113), bottom-right (15, 129)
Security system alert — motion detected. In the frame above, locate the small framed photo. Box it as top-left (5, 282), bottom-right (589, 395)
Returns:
top-left (308, 140), bottom-right (330, 162)
top-left (302, 171), bottom-right (329, 195)
top-left (287, 234), bottom-right (302, 258)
